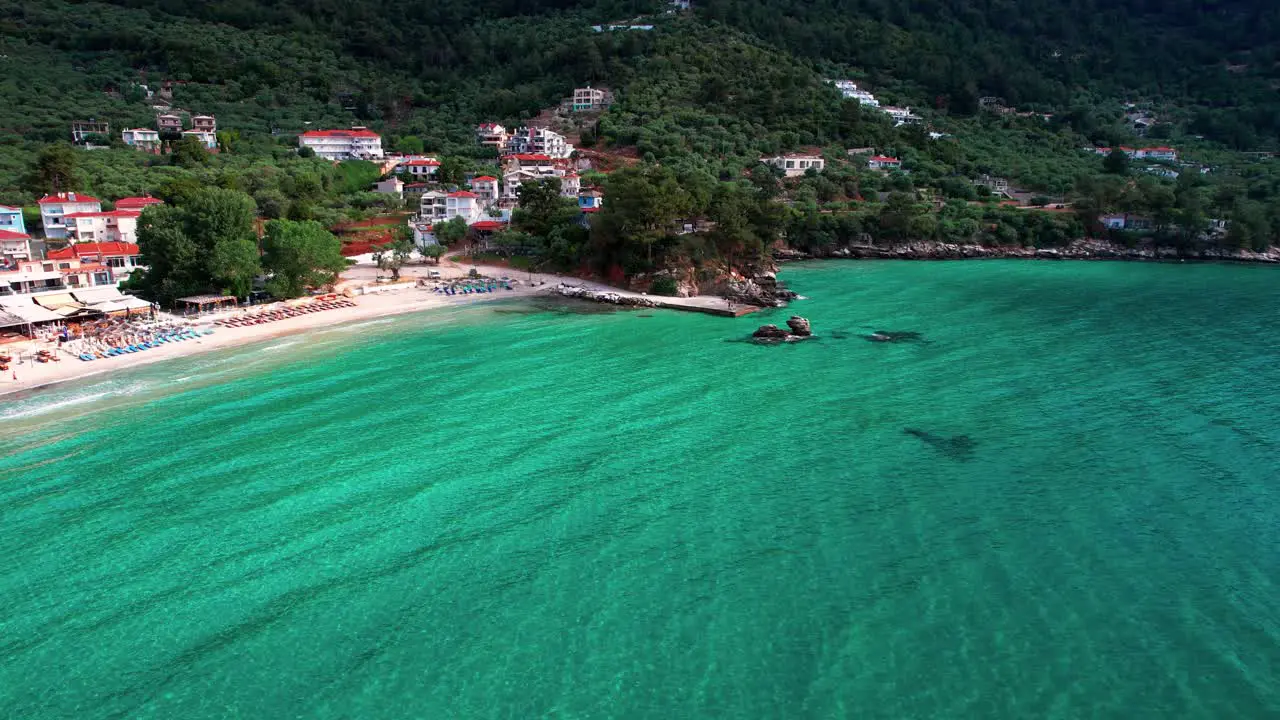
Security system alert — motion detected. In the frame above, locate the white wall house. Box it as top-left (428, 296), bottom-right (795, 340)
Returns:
top-left (38, 192), bottom-right (103, 240)
top-left (63, 211), bottom-right (142, 244)
top-left (445, 191), bottom-right (486, 224)
top-left (476, 123), bottom-right (508, 149)
top-left (122, 128), bottom-right (161, 153)
top-left (471, 176), bottom-right (500, 204)
top-left (764, 154), bottom-right (826, 177)
top-left (868, 155), bottom-right (902, 171)
top-left (298, 127), bottom-right (384, 160)
top-left (505, 127), bottom-right (573, 159)
top-left (183, 130), bottom-right (218, 150)
top-left (419, 191), bottom-right (449, 222)
top-left (831, 80), bottom-right (880, 107)
top-left (397, 158), bottom-right (440, 178)
top-left (882, 107), bottom-right (922, 125)
top-left (0, 230), bottom-right (31, 267)
top-left (560, 173), bottom-right (581, 197)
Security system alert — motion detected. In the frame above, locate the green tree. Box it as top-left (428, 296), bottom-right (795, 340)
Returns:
top-left (373, 237), bottom-right (413, 280)
top-left (131, 188), bottom-right (261, 303)
top-left (171, 136), bottom-right (210, 168)
top-left (433, 216), bottom-right (469, 248)
top-left (397, 135), bottom-right (425, 154)
top-left (29, 144), bottom-right (79, 195)
top-left (1103, 149), bottom-right (1130, 176)
top-left (437, 157), bottom-right (469, 186)
top-left (593, 165), bottom-right (693, 268)
top-left (422, 243), bottom-right (446, 265)
top-left (261, 219), bottom-right (349, 297)
top-left (298, 146), bottom-right (316, 159)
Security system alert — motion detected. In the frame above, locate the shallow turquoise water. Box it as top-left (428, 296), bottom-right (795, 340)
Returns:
top-left (2, 261), bottom-right (1279, 718)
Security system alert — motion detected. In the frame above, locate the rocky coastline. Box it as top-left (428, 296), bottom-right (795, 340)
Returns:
top-left (777, 239), bottom-right (1280, 264)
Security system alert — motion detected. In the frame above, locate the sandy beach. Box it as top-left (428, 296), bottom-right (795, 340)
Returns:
top-left (0, 258), bottom-right (549, 398)
top-left (0, 253), bottom-right (750, 399)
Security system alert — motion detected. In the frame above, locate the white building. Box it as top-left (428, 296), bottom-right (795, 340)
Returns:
top-left (38, 192), bottom-right (103, 240)
top-left (572, 87), bottom-right (610, 111)
top-left (882, 106), bottom-right (922, 125)
top-left (764, 154), bottom-right (826, 177)
top-left (182, 130), bottom-right (218, 150)
top-left (476, 123), bottom-right (508, 149)
top-left (505, 127), bottom-right (573, 159)
top-left (397, 158), bottom-right (440, 179)
top-left (374, 177), bottom-right (405, 197)
top-left (419, 191), bottom-right (449, 222)
top-left (121, 128), bottom-right (161, 153)
top-left (868, 155), bottom-right (902, 171)
top-left (560, 173), bottom-right (581, 197)
top-left (191, 114), bottom-right (217, 133)
top-left (0, 229), bottom-right (31, 267)
top-left (831, 80), bottom-right (880, 107)
top-left (445, 191), bottom-right (486, 224)
top-left (471, 176), bottom-right (500, 204)
top-left (298, 127), bottom-right (384, 160)
top-left (62, 210), bottom-right (143, 244)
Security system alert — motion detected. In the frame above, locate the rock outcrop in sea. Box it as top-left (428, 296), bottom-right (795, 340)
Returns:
top-left (752, 316), bottom-right (814, 344)
top-left (551, 284), bottom-right (661, 307)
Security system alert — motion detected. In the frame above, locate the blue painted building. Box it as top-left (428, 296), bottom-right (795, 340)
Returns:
top-left (0, 204), bottom-right (25, 235)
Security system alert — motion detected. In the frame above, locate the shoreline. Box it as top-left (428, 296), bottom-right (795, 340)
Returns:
top-left (777, 239), bottom-right (1280, 264)
top-left (0, 286), bottom-right (541, 400)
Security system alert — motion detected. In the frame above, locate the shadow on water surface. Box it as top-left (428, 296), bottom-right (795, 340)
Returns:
top-left (904, 428), bottom-right (976, 461)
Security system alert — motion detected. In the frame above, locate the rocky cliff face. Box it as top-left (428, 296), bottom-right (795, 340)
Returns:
top-left (631, 260), bottom-right (799, 307)
top-left (780, 239), bottom-right (1280, 263)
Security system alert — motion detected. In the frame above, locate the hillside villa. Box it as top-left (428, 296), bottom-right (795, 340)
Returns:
top-left (868, 155), bottom-right (903, 171)
top-left (765, 154), bottom-right (826, 177)
top-left (122, 128), bottom-right (162, 153)
top-left (298, 127), bottom-right (385, 160)
top-left (476, 123), bottom-right (508, 149)
top-left (504, 127), bottom-right (573, 159)
top-left (395, 157), bottom-right (441, 179)
top-left (39, 192), bottom-right (103, 240)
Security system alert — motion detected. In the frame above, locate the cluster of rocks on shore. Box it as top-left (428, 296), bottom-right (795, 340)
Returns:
top-left (551, 284), bottom-right (660, 308)
top-left (751, 316), bottom-right (813, 344)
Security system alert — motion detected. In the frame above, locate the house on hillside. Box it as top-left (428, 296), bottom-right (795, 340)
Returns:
top-left (831, 80), bottom-right (880, 107)
top-left (476, 123), bottom-right (508, 149)
top-left (445, 191), bottom-right (486, 224)
top-left (298, 127), bottom-right (384, 160)
top-left (560, 173), bottom-right (581, 197)
top-left (397, 157), bottom-right (440, 179)
top-left (156, 113), bottom-right (183, 134)
top-left (71, 120), bottom-right (110, 145)
top-left (882, 106), bottom-right (921, 125)
top-left (505, 127), bottom-right (572, 159)
top-left (182, 130), bottom-right (218, 150)
top-left (579, 188), bottom-right (604, 212)
top-left (62, 210), bottom-right (143, 244)
top-left (0, 204), bottom-right (26, 237)
top-left (975, 175), bottom-right (1010, 196)
top-left (403, 183), bottom-right (430, 200)
top-left (374, 177), bottom-right (404, 197)
top-left (38, 192), bottom-right (102, 240)
top-left (122, 128), bottom-right (162, 153)
top-left (191, 115), bottom-right (217, 133)
top-left (867, 155), bottom-right (902, 171)
top-left (472, 176), bottom-right (500, 204)
top-left (1101, 213), bottom-right (1153, 231)
top-left (0, 229), bottom-right (31, 268)
top-left (47, 241), bottom-right (144, 284)
top-left (572, 87), bottom-right (612, 112)
top-left (1, 256), bottom-right (116, 295)
top-left (1135, 146), bottom-right (1178, 161)
top-left (114, 196), bottom-right (164, 212)
top-left (419, 191), bottom-right (448, 221)
top-left (764, 154), bottom-right (825, 178)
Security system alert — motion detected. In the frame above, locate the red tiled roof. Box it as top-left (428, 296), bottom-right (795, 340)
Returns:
top-left (581, 207), bottom-right (601, 213)
top-left (0, 229), bottom-right (29, 240)
top-left (404, 183), bottom-right (429, 188)
top-left (509, 154), bottom-right (552, 162)
top-left (1146, 146), bottom-right (1175, 152)
top-left (404, 159), bottom-right (440, 166)
top-left (472, 176), bottom-right (498, 182)
top-left (38, 192), bottom-right (101, 205)
top-left (114, 196), bottom-right (164, 210)
top-left (62, 210), bottom-right (141, 219)
top-left (870, 156), bottom-right (900, 163)
top-left (448, 191), bottom-right (478, 198)
top-left (300, 129), bottom-right (380, 139)
top-left (47, 241), bottom-right (140, 260)
top-left (75, 263), bottom-right (109, 273)
top-left (0, 204), bottom-right (19, 212)
top-left (470, 220), bottom-right (507, 231)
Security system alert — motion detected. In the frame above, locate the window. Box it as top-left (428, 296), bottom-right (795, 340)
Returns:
top-left (107, 257), bottom-right (125, 268)
top-left (58, 263), bottom-right (71, 270)
top-left (66, 275), bottom-right (80, 286)
top-left (94, 273), bottom-right (111, 285)
top-left (42, 263), bottom-right (53, 272)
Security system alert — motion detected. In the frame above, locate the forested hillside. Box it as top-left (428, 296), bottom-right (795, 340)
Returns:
top-left (2, 0), bottom-right (1279, 293)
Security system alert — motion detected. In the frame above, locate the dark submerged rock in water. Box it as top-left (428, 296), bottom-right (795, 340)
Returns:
top-left (903, 428), bottom-right (976, 461)
top-left (786, 316), bottom-right (812, 337)
top-left (863, 330), bottom-right (926, 343)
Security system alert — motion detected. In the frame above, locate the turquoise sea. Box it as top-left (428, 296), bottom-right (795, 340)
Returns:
top-left (2, 261), bottom-right (1279, 719)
